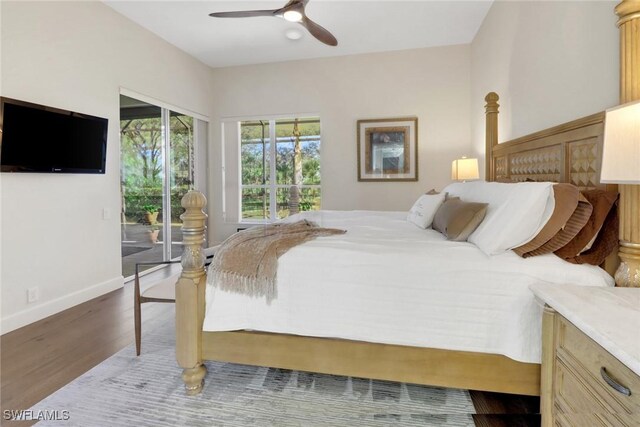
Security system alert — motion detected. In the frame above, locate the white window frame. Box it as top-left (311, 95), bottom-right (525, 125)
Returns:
top-left (239, 117), bottom-right (321, 223)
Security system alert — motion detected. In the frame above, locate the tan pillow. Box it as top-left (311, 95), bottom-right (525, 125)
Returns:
top-left (432, 196), bottom-right (459, 233)
top-left (525, 194), bottom-right (592, 257)
top-left (433, 198), bottom-right (488, 241)
top-left (554, 190), bottom-right (619, 259)
top-left (513, 184), bottom-right (580, 257)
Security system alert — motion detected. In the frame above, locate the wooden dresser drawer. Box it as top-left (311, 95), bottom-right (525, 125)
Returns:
top-left (555, 413), bottom-right (622, 427)
top-left (555, 359), bottom-right (607, 415)
top-left (554, 360), bottom-right (631, 426)
top-left (557, 316), bottom-right (640, 418)
top-left (535, 286), bottom-right (640, 427)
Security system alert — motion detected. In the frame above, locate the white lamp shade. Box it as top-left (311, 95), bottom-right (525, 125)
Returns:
top-left (451, 157), bottom-right (479, 181)
top-left (600, 100), bottom-right (640, 184)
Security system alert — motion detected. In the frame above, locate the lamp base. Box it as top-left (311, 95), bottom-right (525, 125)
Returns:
top-left (614, 242), bottom-right (640, 287)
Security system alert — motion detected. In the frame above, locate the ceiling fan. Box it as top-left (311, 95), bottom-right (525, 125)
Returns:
top-left (209, 0), bottom-right (338, 47)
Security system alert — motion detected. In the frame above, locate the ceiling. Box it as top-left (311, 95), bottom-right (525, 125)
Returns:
top-left (105, 1), bottom-right (493, 68)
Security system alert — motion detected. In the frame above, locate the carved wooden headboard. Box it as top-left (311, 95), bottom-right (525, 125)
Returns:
top-left (484, 92), bottom-right (616, 192)
top-left (481, 2), bottom-right (640, 288)
top-left (483, 92), bottom-right (618, 276)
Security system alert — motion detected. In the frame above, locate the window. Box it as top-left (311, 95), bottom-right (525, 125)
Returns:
top-left (240, 117), bottom-right (321, 221)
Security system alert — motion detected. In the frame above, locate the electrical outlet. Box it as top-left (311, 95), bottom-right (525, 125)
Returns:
top-left (27, 287), bottom-right (39, 303)
top-left (103, 208), bottom-right (111, 220)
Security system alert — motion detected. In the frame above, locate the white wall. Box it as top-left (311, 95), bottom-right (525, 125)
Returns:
top-left (470, 0), bottom-right (619, 177)
top-left (2, 0), bottom-right (620, 330)
top-left (0, 1), bottom-right (213, 333)
top-left (209, 45), bottom-right (472, 242)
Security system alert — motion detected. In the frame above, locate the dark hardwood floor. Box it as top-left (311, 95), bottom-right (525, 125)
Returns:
top-left (1, 266), bottom-right (178, 426)
top-left (1, 265), bottom-right (540, 426)
top-left (471, 390), bottom-right (540, 427)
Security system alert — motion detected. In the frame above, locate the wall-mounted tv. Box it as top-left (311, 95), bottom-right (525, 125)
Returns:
top-left (0, 97), bottom-right (108, 174)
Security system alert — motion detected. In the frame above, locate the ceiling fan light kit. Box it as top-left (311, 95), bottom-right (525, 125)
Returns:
top-left (283, 10), bottom-right (303, 23)
top-left (209, 0), bottom-right (338, 47)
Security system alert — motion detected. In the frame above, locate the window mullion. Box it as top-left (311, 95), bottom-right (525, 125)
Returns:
top-left (161, 108), bottom-right (172, 261)
top-left (269, 120), bottom-right (277, 221)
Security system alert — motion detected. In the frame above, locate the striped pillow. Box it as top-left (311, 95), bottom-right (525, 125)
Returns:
top-left (513, 184), bottom-right (580, 257)
top-left (568, 200), bottom-right (618, 266)
top-left (525, 194), bottom-right (592, 257)
top-left (554, 190), bottom-right (619, 259)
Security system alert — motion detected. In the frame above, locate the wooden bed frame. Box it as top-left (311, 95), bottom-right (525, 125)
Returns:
top-left (175, 1), bottom-right (639, 397)
top-left (174, 99), bottom-right (608, 396)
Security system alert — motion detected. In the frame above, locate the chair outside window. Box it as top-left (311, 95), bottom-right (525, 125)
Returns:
top-left (134, 246), bottom-right (218, 356)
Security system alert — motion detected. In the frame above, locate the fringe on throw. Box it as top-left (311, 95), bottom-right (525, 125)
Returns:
top-left (210, 269), bottom-right (278, 303)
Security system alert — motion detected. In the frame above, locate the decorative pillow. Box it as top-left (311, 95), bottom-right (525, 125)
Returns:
top-left (407, 193), bottom-right (447, 229)
top-left (513, 184), bottom-right (580, 257)
top-left (568, 199), bottom-right (619, 266)
top-left (433, 198), bottom-right (488, 241)
top-left (432, 196), bottom-right (460, 232)
top-left (524, 193), bottom-right (592, 257)
top-left (579, 226), bottom-right (602, 254)
top-left (555, 190), bottom-right (619, 259)
top-left (442, 181), bottom-right (555, 255)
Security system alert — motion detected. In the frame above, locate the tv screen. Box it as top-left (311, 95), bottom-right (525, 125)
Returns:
top-left (0, 97), bottom-right (108, 174)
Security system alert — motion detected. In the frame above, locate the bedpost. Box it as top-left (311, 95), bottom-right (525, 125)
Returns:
top-left (176, 190), bottom-right (208, 394)
top-left (484, 92), bottom-right (500, 181)
top-left (614, 0), bottom-right (640, 287)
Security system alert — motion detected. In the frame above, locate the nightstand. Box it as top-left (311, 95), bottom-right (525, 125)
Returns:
top-left (530, 284), bottom-right (640, 427)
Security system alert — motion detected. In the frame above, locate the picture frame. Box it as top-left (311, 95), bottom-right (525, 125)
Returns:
top-left (357, 117), bottom-right (418, 182)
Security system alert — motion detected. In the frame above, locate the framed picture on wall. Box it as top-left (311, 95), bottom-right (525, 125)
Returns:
top-left (357, 117), bottom-right (418, 181)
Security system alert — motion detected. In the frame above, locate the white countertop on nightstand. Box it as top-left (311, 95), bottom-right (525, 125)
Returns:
top-left (530, 284), bottom-right (640, 377)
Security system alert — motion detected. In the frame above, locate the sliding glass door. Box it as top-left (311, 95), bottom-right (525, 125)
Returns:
top-left (166, 111), bottom-right (195, 261)
top-left (119, 95), bottom-right (194, 278)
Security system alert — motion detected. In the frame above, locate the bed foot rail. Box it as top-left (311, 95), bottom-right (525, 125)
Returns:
top-left (176, 191), bottom-right (208, 395)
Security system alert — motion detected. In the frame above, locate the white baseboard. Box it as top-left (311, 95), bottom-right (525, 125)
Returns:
top-left (0, 276), bottom-right (124, 334)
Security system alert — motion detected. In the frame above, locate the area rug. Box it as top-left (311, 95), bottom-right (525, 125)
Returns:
top-left (28, 309), bottom-right (475, 426)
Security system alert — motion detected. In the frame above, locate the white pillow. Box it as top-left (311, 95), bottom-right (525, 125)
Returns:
top-left (442, 181), bottom-right (555, 255)
top-left (407, 193), bottom-right (446, 229)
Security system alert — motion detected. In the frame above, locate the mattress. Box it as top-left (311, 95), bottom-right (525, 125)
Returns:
top-left (203, 210), bottom-right (613, 363)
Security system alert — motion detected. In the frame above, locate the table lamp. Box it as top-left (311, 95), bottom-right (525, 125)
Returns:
top-left (600, 99), bottom-right (640, 287)
top-left (451, 157), bottom-right (479, 182)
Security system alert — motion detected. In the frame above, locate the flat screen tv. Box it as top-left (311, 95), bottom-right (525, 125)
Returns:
top-left (0, 97), bottom-right (108, 174)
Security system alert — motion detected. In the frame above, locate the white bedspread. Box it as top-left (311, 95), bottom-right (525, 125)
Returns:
top-left (203, 210), bottom-right (614, 363)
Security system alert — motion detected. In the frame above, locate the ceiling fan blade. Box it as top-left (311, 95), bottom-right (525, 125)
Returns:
top-left (283, 0), bottom-right (308, 7)
top-left (209, 10), bottom-right (277, 18)
top-left (300, 16), bottom-right (338, 46)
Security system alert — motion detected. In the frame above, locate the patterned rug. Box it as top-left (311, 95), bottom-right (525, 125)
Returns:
top-left (28, 308), bottom-right (476, 426)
